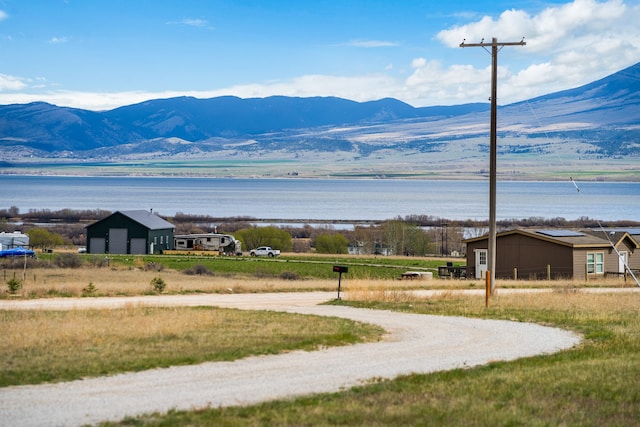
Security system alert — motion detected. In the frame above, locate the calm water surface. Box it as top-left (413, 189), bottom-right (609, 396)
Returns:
top-left (1, 175), bottom-right (638, 221)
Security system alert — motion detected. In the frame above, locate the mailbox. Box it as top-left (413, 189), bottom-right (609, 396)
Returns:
top-left (333, 265), bottom-right (348, 299)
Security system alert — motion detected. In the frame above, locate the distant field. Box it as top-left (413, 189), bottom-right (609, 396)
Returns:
top-left (3, 155), bottom-right (639, 181)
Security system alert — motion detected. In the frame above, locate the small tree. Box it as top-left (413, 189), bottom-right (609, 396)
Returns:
top-left (150, 277), bottom-right (166, 293)
top-left (315, 233), bottom-right (349, 254)
top-left (381, 220), bottom-right (432, 256)
top-left (7, 276), bottom-right (22, 294)
top-left (236, 226), bottom-right (292, 251)
top-left (26, 228), bottom-right (65, 250)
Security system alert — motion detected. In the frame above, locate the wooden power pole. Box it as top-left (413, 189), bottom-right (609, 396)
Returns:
top-left (460, 37), bottom-right (525, 296)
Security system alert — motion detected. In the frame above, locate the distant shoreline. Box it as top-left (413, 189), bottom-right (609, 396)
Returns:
top-left (2, 152), bottom-right (639, 183)
top-left (1, 170), bottom-right (638, 183)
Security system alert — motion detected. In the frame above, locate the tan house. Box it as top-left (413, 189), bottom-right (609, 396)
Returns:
top-left (464, 228), bottom-right (640, 281)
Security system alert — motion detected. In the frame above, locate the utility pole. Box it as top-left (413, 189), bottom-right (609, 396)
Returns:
top-left (460, 37), bottom-right (525, 296)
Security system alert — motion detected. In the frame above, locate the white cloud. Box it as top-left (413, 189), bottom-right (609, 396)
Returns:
top-left (0, 74), bottom-right (403, 111)
top-left (0, 10), bottom-right (8, 21)
top-left (211, 74), bottom-right (401, 102)
top-left (403, 60), bottom-right (495, 105)
top-left (167, 18), bottom-right (212, 29)
top-left (181, 18), bottom-right (208, 27)
top-left (0, 90), bottom-right (187, 111)
top-left (48, 36), bottom-right (68, 44)
top-left (0, 74), bottom-right (29, 91)
top-left (421, 0), bottom-right (640, 104)
top-left (437, 0), bottom-right (626, 50)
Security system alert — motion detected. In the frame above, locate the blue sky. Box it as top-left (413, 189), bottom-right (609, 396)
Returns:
top-left (0, 0), bottom-right (638, 110)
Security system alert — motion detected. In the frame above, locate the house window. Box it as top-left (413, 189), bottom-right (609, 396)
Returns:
top-left (160, 236), bottom-right (164, 244)
top-left (587, 252), bottom-right (604, 274)
top-left (479, 250), bottom-right (487, 266)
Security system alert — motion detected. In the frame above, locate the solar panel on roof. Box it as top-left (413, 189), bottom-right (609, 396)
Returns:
top-left (536, 229), bottom-right (585, 237)
top-left (607, 228), bottom-right (640, 235)
top-left (585, 228), bottom-right (640, 235)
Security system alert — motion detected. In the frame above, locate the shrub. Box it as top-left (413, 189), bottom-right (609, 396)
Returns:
top-left (82, 282), bottom-right (98, 297)
top-left (0, 257), bottom-right (45, 270)
top-left (6, 276), bottom-right (22, 294)
top-left (86, 255), bottom-right (109, 268)
top-left (280, 271), bottom-right (299, 280)
top-left (54, 253), bottom-right (83, 268)
top-left (150, 277), bottom-right (166, 293)
top-left (145, 262), bottom-right (164, 272)
top-left (183, 264), bottom-right (214, 276)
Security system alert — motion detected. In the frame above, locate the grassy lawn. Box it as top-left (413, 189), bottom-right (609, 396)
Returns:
top-left (102, 253), bottom-right (456, 280)
top-left (99, 290), bottom-right (640, 426)
top-left (0, 306), bottom-right (383, 387)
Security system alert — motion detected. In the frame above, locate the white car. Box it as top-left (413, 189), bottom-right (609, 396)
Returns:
top-left (249, 246), bottom-right (281, 257)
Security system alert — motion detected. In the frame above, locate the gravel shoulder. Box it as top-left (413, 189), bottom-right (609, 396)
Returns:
top-left (0, 292), bottom-right (582, 427)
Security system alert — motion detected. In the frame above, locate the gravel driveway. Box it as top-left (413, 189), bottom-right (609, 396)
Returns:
top-left (0, 292), bottom-right (581, 427)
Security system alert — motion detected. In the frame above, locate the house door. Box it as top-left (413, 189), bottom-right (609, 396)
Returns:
top-left (475, 249), bottom-right (488, 279)
top-left (619, 251), bottom-right (629, 274)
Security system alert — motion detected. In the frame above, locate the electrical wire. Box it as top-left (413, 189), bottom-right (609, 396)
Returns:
top-left (523, 99), bottom-right (639, 286)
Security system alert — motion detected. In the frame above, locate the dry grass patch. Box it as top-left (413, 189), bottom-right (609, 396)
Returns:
top-left (1, 267), bottom-right (339, 298)
top-left (0, 306), bottom-right (383, 387)
top-left (3, 269), bottom-right (481, 299)
top-left (4, 262), bottom-right (632, 299)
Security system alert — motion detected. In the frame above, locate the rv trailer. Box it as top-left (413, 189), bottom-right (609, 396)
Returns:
top-left (173, 233), bottom-right (242, 255)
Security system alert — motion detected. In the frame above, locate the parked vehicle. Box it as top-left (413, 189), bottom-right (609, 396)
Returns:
top-left (173, 233), bottom-right (242, 255)
top-left (0, 246), bottom-right (35, 258)
top-left (249, 246), bottom-right (281, 257)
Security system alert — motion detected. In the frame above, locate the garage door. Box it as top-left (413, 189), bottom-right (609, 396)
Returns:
top-left (108, 228), bottom-right (128, 254)
top-left (89, 237), bottom-right (106, 254)
top-left (130, 238), bottom-right (147, 254)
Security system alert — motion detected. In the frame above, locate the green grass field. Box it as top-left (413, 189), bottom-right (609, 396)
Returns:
top-left (108, 253), bottom-right (454, 280)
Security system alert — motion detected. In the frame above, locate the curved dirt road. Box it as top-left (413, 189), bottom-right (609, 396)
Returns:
top-left (0, 292), bottom-right (581, 427)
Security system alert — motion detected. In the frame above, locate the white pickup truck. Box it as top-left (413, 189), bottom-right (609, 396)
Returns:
top-left (249, 246), bottom-right (281, 257)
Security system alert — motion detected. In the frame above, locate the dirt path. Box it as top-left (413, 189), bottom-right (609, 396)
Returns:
top-left (0, 292), bottom-right (581, 427)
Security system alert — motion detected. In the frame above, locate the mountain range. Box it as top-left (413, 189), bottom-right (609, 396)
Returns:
top-left (1, 61), bottom-right (639, 179)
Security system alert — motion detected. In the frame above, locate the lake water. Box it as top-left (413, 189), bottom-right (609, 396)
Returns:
top-left (1, 175), bottom-right (638, 222)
